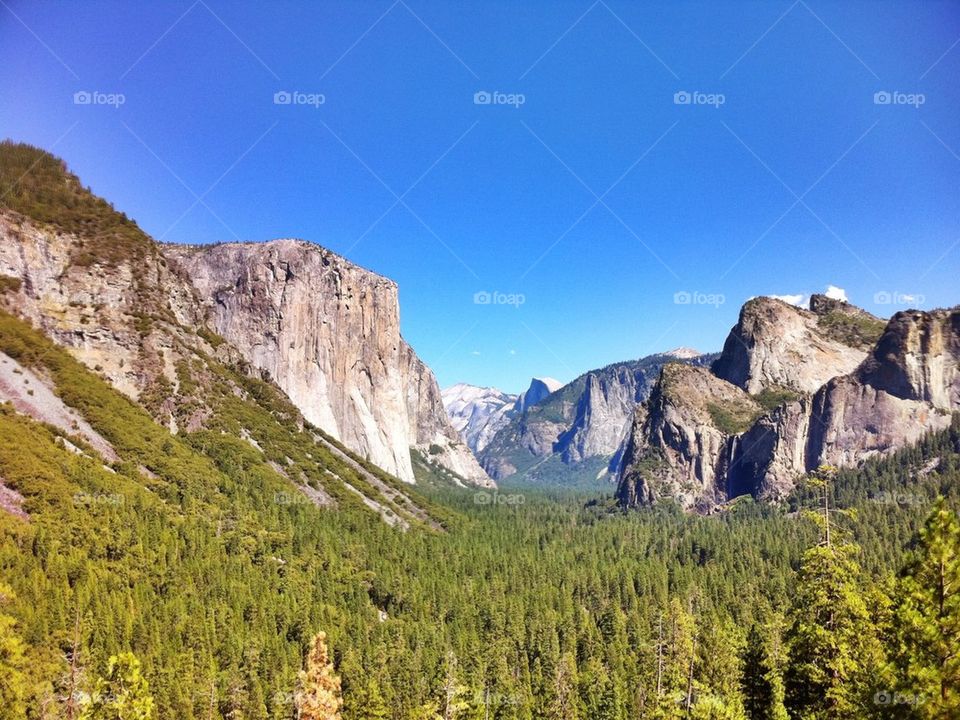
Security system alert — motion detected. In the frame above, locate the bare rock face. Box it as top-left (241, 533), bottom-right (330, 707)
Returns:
top-left (479, 352), bottom-right (710, 483)
top-left (616, 363), bottom-right (761, 511)
top-left (712, 296), bottom-right (876, 394)
top-left (0, 213), bottom-right (203, 404)
top-left (558, 365), bottom-right (651, 465)
top-left (618, 302), bottom-right (960, 511)
top-left (807, 308), bottom-right (960, 470)
top-left (728, 398), bottom-right (812, 501)
top-left (163, 240), bottom-right (491, 487)
top-left (514, 377), bottom-right (562, 413)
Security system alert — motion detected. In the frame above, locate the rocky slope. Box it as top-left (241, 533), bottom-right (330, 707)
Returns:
top-left (0, 142), bottom-right (490, 493)
top-left (442, 383), bottom-right (518, 453)
top-left (617, 295), bottom-right (960, 510)
top-left (712, 296), bottom-right (881, 393)
top-left (479, 350), bottom-right (711, 483)
top-left (162, 240), bottom-right (490, 487)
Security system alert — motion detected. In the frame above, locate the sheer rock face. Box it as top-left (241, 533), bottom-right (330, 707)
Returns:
top-left (807, 308), bottom-right (960, 470)
top-left (162, 240), bottom-right (491, 487)
top-left (712, 296), bottom-right (872, 394)
top-left (617, 303), bottom-right (960, 511)
top-left (514, 377), bottom-right (562, 414)
top-left (557, 365), bottom-right (653, 465)
top-left (478, 354), bottom-right (708, 483)
top-left (616, 364), bottom-right (760, 511)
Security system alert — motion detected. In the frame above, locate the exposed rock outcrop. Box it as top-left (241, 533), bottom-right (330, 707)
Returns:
top-left (617, 301), bottom-right (960, 511)
top-left (712, 296), bottom-right (879, 394)
top-left (514, 377), bottom-right (562, 414)
top-left (480, 352), bottom-right (712, 483)
top-left (163, 241), bottom-right (491, 486)
top-left (617, 363), bottom-right (760, 510)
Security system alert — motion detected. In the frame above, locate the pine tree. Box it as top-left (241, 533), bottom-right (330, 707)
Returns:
top-left (0, 583), bottom-right (28, 720)
top-left (741, 617), bottom-right (788, 720)
top-left (80, 653), bottom-right (155, 720)
top-left (437, 651), bottom-right (470, 720)
top-left (548, 653), bottom-right (578, 720)
top-left (295, 632), bottom-right (342, 720)
top-left (785, 542), bottom-right (886, 718)
top-left (895, 498), bottom-right (960, 719)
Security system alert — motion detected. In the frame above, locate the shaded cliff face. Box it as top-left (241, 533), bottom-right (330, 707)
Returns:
top-left (617, 302), bottom-right (960, 511)
top-left (712, 296), bottom-right (880, 394)
top-left (163, 241), bottom-right (491, 487)
top-left (616, 363), bottom-right (760, 510)
top-left (479, 352), bottom-right (710, 483)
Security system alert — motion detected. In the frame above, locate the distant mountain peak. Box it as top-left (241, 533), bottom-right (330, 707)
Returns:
top-left (662, 347), bottom-right (701, 359)
top-left (514, 377), bottom-right (563, 413)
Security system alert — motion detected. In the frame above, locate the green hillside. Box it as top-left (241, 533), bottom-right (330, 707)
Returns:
top-left (2, 303), bottom-right (958, 717)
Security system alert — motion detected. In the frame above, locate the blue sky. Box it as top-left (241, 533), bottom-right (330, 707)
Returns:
top-left (2, 0), bottom-right (958, 393)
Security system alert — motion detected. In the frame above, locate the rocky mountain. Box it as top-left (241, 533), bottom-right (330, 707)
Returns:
top-left (712, 295), bottom-right (880, 394)
top-left (163, 241), bottom-right (489, 486)
top-left (479, 350), bottom-right (712, 484)
top-left (441, 383), bottom-right (518, 453)
top-left (0, 142), bottom-right (490, 509)
top-left (514, 377), bottom-right (563, 413)
top-left (616, 295), bottom-right (960, 511)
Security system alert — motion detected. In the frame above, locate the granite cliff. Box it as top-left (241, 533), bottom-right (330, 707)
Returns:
top-left (616, 295), bottom-right (959, 510)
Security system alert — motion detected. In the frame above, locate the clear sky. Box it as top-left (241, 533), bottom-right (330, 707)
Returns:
top-left (2, 0), bottom-right (958, 393)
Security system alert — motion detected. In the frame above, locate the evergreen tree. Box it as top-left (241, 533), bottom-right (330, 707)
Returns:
top-left (81, 653), bottom-right (155, 720)
top-left (295, 632), bottom-right (342, 720)
top-left (785, 541), bottom-right (887, 718)
top-left (894, 498), bottom-right (960, 719)
top-left (0, 583), bottom-right (28, 720)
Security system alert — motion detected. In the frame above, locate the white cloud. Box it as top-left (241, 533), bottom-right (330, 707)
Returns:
top-left (825, 285), bottom-right (848, 302)
top-left (470, 350), bottom-right (481, 356)
top-left (765, 293), bottom-right (808, 307)
top-left (509, 349), bottom-right (517, 356)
